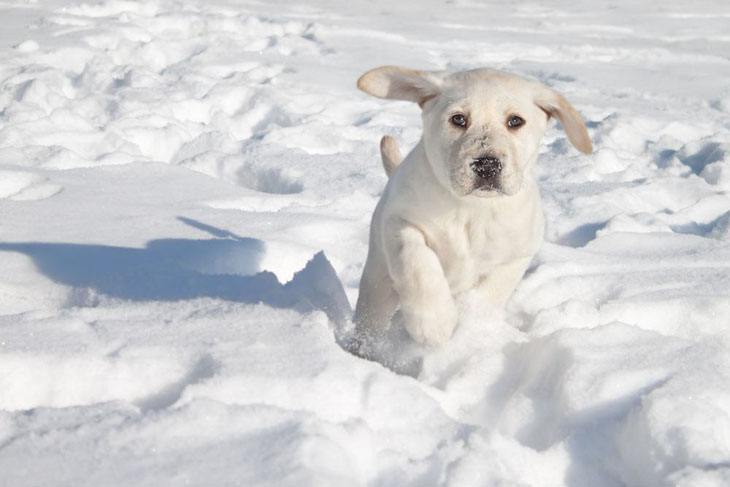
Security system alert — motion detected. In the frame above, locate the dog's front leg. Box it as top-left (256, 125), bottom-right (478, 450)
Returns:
top-left (386, 224), bottom-right (457, 346)
top-left (354, 249), bottom-right (398, 342)
top-left (476, 256), bottom-right (533, 308)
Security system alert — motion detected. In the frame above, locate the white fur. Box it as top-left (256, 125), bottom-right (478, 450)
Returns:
top-left (354, 67), bottom-right (591, 349)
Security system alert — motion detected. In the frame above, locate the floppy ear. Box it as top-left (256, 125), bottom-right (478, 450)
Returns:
top-left (357, 66), bottom-right (442, 107)
top-left (535, 88), bottom-right (592, 154)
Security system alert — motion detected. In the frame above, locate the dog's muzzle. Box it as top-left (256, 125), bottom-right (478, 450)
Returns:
top-left (470, 155), bottom-right (502, 188)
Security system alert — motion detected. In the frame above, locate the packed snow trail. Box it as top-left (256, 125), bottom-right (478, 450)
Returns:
top-left (0, 0), bottom-right (729, 486)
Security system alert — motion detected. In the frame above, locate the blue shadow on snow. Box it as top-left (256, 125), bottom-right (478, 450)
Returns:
top-left (0, 217), bottom-right (351, 325)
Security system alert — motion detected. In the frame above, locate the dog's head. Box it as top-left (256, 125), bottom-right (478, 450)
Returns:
top-left (357, 66), bottom-right (592, 197)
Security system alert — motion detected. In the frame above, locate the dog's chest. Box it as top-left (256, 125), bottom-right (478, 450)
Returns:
top-left (425, 202), bottom-right (541, 292)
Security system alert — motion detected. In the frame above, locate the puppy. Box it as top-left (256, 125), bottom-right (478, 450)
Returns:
top-left (353, 66), bottom-right (592, 349)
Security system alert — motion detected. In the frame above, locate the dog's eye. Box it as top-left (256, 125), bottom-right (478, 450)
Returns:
top-left (507, 115), bottom-right (525, 129)
top-left (450, 114), bottom-right (467, 128)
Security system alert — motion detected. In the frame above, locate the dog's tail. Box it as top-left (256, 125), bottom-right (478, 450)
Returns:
top-left (380, 135), bottom-right (402, 177)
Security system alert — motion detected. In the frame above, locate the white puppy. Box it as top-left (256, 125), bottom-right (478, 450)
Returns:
top-left (353, 66), bottom-right (592, 349)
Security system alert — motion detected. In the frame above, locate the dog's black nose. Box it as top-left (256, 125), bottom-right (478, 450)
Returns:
top-left (471, 156), bottom-right (502, 180)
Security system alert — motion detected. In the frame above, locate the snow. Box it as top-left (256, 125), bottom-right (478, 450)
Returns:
top-left (1, 0), bottom-right (729, 485)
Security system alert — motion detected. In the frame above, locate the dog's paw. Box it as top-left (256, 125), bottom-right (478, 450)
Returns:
top-left (401, 298), bottom-right (457, 347)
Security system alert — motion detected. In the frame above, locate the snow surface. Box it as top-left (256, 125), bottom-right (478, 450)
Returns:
top-left (1, 0), bottom-right (729, 485)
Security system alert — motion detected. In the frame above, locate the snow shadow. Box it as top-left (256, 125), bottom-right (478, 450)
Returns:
top-left (0, 217), bottom-right (351, 324)
top-left (557, 221), bottom-right (606, 247)
top-left (135, 353), bottom-right (220, 413)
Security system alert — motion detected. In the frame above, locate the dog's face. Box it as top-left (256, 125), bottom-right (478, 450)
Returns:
top-left (422, 71), bottom-right (554, 196)
top-left (358, 67), bottom-right (592, 197)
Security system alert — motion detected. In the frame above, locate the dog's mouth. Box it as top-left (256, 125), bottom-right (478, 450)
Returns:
top-left (453, 171), bottom-right (504, 197)
top-left (473, 178), bottom-right (500, 193)
top-left (471, 185), bottom-right (504, 199)
top-left (467, 174), bottom-right (523, 197)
